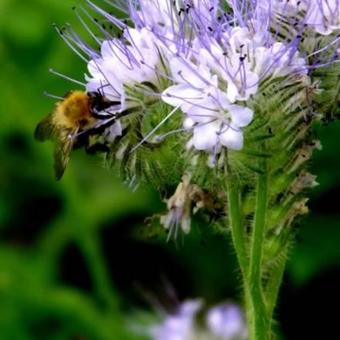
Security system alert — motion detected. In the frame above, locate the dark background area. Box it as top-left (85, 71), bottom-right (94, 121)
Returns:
top-left (0, 1), bottom-right (339, 339)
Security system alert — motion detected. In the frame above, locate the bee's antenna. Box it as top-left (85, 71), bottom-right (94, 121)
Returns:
top-left (99, 80), bottom-right (105, 97)
top-left (43, 91), bottom-right (64, 100)
top-left (49, 68), bottom-right (86, 87)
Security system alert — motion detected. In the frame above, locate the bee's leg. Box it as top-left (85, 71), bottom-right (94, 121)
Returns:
top-left (85, 143), bottom-right (110, 154)
top-left (92, 109), bottom-right (116, 119)
top-left (73, 132), bottom-right (89, 150)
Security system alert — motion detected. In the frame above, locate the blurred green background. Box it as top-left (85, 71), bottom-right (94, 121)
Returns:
top-left (0, 1), bottom-right (340, 339)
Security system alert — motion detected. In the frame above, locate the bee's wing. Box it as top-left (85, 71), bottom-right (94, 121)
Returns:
top-left (34, 114), bottom-right (55, 141)
top-left (53, 129), bottom-right (76, 180)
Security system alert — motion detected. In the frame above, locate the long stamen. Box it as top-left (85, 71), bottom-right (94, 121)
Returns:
top-left (53, 24), bottom-right (89, 63)
top-left (86, 0), bottom-right (127, 29)
top-left (73, 6), bottom-right (103, 46)
top-left (49, 68), bottom-right (86, 87)
top-left (308, 36), bottom-right (340, 58)
top-left (130, 105), bottom-right (181, 152)
top-left (155, 128), bottom-right (187, 142)
top-left (43, 91), bottom-right (64, 100)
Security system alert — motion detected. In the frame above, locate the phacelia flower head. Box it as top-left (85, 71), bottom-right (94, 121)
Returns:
top-left (57, 0), bottom-right (314, 159)
top-left (40, 0), bottom-right (338, 183)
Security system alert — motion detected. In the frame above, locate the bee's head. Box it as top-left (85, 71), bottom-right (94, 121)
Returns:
top-left (88, 91), bottom-right (114, 114)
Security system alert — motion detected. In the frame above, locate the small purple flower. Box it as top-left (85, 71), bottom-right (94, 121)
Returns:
top-left (207, 303), bottom-right (248, 340)
top-left (86, 27), bottom-right (162, 104)
top-left (151, 300), bottom-right (202, 340)
top-left (150, 299), bottom-right (247, 340)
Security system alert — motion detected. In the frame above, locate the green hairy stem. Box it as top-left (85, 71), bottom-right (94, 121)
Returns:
top-left (227, 168), bottom-right (271, 340)
top-left (226, 165), bottom-right (249, 278)
top-left (248, 168), bottom-right (270, 339)
top-left (225, 76), bottom-right (319, 339)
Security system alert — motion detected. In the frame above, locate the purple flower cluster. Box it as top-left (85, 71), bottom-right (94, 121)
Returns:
top-left (59, 0), bottom-right (339, 158)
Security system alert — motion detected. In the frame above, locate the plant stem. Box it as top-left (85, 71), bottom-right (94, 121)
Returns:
top-left (226, 170), bottom-right (248, 278)
top-left (77, 230), bottom-right (119, 312)
top-left (248, 167), bottom-right (270, 339)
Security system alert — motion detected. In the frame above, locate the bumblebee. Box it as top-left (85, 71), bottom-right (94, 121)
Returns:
top-left (35, 90), bottom-right (116, 180)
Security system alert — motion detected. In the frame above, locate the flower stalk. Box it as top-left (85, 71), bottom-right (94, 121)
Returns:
top-left (227, 155), bottom-right (272, 339)
top-left (226, 165), bottom-right (249, 278)
top-left (247, 162), bottom-right (270, 340)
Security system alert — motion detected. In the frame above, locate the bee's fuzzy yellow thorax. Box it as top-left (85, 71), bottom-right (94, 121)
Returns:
top-left (52, 91), bottom-right (96, 129)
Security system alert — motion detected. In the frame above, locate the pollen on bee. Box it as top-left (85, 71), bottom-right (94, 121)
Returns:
top-left (52, 91), bottom-right (95, 129)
